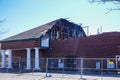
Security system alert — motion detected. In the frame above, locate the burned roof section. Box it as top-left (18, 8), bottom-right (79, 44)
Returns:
top-left (1, 18), bottom-right (86, 42)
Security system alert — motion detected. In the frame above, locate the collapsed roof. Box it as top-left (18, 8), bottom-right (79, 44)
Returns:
top-left (1, 18), bottom-right (86, 42)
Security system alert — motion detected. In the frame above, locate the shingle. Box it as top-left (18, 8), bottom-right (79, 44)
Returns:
top-left (1, 19), bottom-right (57, 42)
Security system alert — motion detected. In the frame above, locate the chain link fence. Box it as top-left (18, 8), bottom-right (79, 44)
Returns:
top-left (0, 57), bottom-right (120, 80)
top-left (45, 58), bottom-right (120, 79)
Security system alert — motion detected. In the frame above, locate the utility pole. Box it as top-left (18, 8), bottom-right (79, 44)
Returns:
top-left (97, 26), bottom-right (103, 34)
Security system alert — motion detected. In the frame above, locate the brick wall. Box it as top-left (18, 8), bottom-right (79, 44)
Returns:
top-left (1, 40), bottom-right (40, 49)
top-left (50, 32), bottom-right (120, 58)
top-left (1, 32), bottom-right (120, 58)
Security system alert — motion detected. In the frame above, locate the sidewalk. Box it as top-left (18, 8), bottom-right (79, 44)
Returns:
top-left (0, 72), bottom-right (120, 80)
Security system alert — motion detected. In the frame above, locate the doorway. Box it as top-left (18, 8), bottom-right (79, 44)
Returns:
top-left (65, 55), bottom-right (76, 70)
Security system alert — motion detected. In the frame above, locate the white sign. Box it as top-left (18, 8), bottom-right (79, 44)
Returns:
top-left (41, 36), bottom-right (49, 47)
top-left (58, 63), bottom-right (64, 68)
top-left (96, 62), bottom-right (100, 70)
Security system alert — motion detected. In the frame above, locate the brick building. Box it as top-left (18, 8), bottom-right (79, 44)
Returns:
top-left (0, 18), bottom-right (120, 70)
top-left (0, 18), bottom-right (86, 70)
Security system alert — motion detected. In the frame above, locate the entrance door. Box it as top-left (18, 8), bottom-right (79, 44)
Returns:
top-left (116, 55), bottom-right (120, 69)
top-left (65, 56), bottom-right (76, 70)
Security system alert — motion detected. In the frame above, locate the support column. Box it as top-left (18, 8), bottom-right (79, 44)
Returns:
top-left (26, 48), bottom-right (31, 70)
top-left (7, 49), bottom-right (13, 68)
top-left (1, 50), bottom-right (6, 68)
top-left (34, 47), bottom-right (41, 70)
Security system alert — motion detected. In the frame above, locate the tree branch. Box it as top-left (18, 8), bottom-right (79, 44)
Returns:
top-left (0, 18), bottom-right (7, 38)
top-left (89, 0), bottom-right (120, 12)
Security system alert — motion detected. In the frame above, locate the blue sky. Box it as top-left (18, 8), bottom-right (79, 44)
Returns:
top-left (0, 0), bottom-right (120, 39)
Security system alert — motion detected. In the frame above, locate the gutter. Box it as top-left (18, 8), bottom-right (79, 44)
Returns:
top-left (0, 38), bottom-right (40, 43)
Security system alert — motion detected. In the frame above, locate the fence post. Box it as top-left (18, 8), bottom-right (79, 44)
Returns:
top-left (80, 57), bottom-right (84, 80)
top-left (116, 57), bottom-right (118, 69)
top-left (101, 58), bottom-right (103, 80)
top-left (62, 58), bottom-right (64, 78)
top-left (18, 57), bottom-right (21, 74)
top-left (46, 58), bottom-right (48, 77)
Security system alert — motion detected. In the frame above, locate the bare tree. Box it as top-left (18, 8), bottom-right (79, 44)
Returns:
top-left (89, 0), bottom-right (120, 13)
top-left (90, 0), bottom-right (120, 2)
top-left (0, 18), bottom-right (7, 38)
